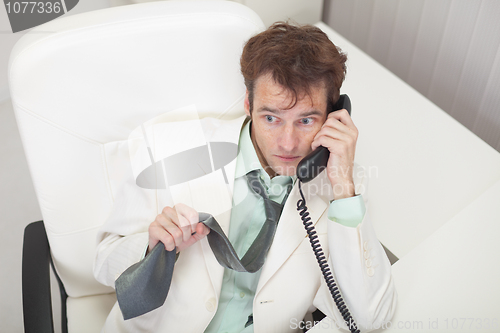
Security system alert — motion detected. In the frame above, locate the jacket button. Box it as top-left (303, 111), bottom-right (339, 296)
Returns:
top-left (367, 267), bottom-right (375, 277)
top-left (365, 259), bottom-right (372, 267)
top-left (364, 250), bottom-right (371, 259)
top-left (205, 298), bottom-right (216, 312)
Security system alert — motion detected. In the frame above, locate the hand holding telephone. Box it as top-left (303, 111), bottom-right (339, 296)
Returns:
top-left (297, 94), bottom-right (352, 183)
top-left (295, 94), bottom-right (360, 333)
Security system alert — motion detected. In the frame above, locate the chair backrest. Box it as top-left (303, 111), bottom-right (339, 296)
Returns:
top-left (9, 0), bottom-right (264, 298)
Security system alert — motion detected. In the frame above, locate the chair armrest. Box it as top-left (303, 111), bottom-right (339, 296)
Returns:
top-left (22, 221), bottom-right (68, 333)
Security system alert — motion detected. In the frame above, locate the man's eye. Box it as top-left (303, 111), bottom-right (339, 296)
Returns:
top-left (265, 115), bottom-right (275, 123)
top-left (301, 118), bottom-right (313, 125)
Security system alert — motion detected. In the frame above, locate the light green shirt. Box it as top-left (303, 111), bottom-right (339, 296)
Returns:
top-left (205, 120), bottom-right (366, 333)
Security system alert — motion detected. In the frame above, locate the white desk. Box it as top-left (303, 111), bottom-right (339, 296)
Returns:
top-left (309, 23), bottom-right (500, 332)
top-left (316, 22), bottom-right (500, 258)
top-left (310, 179), bottom-right (500, 332)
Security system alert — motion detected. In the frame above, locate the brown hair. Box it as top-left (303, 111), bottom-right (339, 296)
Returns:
top-left (241, 22), bottom-right (347, 112)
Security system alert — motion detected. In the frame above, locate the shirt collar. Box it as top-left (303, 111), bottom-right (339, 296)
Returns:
top-left (235, 120), bottom-right (262, 178)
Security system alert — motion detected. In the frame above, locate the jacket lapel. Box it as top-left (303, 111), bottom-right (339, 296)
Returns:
top-left (256, 174), bottom-right (329, 294)
top-left (191, 115), bottom-right (247, 297)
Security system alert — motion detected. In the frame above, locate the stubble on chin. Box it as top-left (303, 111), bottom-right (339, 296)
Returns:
top-left (266, 162), bottom-right (298, 177)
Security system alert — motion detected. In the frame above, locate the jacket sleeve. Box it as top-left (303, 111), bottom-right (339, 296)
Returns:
top-left (313, 169), bottom-right (397, 332)
top-left (93, 171), bottom-right (156, 288)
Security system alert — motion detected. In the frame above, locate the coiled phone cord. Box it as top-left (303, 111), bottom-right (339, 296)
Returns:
top-left (297, 181), bottom-right (360, 333)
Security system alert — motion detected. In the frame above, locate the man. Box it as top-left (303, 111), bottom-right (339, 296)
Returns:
top-left (94, 22), bottom-right (396, 332)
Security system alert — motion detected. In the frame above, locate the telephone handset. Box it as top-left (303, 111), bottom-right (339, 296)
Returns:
top-left (297, 94), bottom-right (351, 183)
top-left (295, 94), bottom-right (360, 333)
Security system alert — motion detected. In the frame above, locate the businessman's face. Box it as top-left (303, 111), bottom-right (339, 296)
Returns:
top-left (244, 73), bottom-right (328, 177)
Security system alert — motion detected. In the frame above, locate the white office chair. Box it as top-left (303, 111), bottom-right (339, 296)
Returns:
top-left (10, 1), bottom-right (264, 332)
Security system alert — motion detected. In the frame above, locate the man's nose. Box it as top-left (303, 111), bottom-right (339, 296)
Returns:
top-left (279, 124), bottom-right (298, 151)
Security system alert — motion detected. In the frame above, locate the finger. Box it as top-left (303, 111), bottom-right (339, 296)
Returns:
top-left (177, 223), bottom-right (210, 252)
top-left (313, 114), bottom-right (357, 151)
top-left (311, 127), bottom-right (352, 151)
top-left (195, 222), bottom-right (210, 236)
top-left (164, 223), bottom-right (183, 250)
top-left (185, 223), bottom-right (210, 243)
top-left (173, 203), bottom-right (199, 234)
top-left (311, 135), bottom-right (348, 156)
top-left (313, 120), bottom-right (356, 149)
top-left (159, 208), bottom-right (185, 249)
top-left (171, 207), bottom-right (193, 243)
top-left (316, 122), bottom-right (352, 143)
top-left (161, 206), bottom-right (179, 226)
top-left (149, 219), bottom-right (176, 252)
top-left (327, 109), bottom-right (357, 131)
top-left (324, 113), bottom-right (357, 137)
top-left (147, 223), bottom-right (160, 252)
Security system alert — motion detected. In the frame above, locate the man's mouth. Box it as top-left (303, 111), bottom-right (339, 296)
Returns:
top-left (275, 155), bottom-right (300, 162)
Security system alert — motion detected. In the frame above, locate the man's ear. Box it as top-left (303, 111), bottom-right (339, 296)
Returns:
top-left (244, 90), bottom-right (251, 117)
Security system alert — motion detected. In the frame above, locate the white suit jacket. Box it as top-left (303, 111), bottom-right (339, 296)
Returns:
top-left (93, 114), bottom-right (397, 332)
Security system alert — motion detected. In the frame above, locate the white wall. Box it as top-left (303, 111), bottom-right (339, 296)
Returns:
top-left (324, 0), bottom-right (500, 152)
top-left (110, 0), bottom-right (323, 27)
top-left (0, 8), bottom-right (26, 102)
